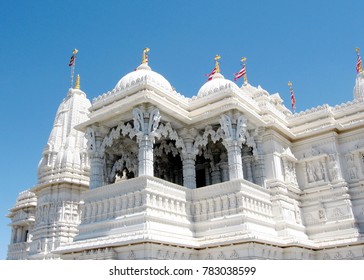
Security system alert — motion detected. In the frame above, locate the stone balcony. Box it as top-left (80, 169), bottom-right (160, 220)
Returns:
top-left (7, 242), bottom-right (30, 260)
top-left (57, 176), bottom-right (281, 254)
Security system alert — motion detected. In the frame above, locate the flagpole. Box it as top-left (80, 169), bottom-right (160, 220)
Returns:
top-left (288, 81), bottom-right (296, 113)
top-left (70, 49), bottom-right (78, 88)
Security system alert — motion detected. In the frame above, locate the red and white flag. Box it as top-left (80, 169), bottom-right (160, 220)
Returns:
top-left (69, 55), bottom-right (75, 66)
top-left (234, 65), bottom-right (246, 81)
top-left (205, 67), bottom-right (216, 81)
top-left (290, 88), bottom-right (296, 111)
top-left (356, 55), bottom-right (362, 73)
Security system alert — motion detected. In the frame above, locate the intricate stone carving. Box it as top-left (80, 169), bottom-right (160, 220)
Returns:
top-left (328, 154), bottom-right (340, 181)
top-left (346, 154), bottom-right (358, 180)
top-left (346, 250), bottom-right (355, 259)
top-left (230, 250), bottom-right (239, 259)
top-left (128, 250), bottom-right (136, 260)
top-left (217, 251), bottom-right (226, 260)
top-left (334, 252), bottom-right (343, 260)
top-left (318, 208), bottom-right (327, 221)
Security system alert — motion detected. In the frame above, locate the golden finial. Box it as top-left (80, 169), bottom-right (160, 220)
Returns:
top-left (241, 57), bottom-right (247, 63)
top-left (288, 81), bottom-right (293, 88)
top-left (142, 47), bottom-right (150, 64)
top-left (73, 49), bottom-right (78, 55)
top-left (74, 74), bottom-right (80, 89)
top-left (356, 47), bottom-right (360, 54)
top-left (215, 54), bottom-right (221, 73)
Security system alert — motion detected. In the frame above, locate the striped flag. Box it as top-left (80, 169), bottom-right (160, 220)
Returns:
top-left (69, 55), bottom-right (75, 66)
top-left (290, 88), bottom-right (296, 111)
top-left (69, 49), bottom-right (78, 66)
top-left (288, 81), bottom-right (296, 112)
top-left (356, 55), bottom-right (362, 74)
top-left (205, 67), bottom-right (216, 81)
top-left (234, 65), bottom-right (246, 81)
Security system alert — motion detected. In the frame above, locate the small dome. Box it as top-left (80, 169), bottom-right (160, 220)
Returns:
top-left (12, 190), bottom-right (37, 210)
top-left (197, 73), bottom-right (239, 98)
top-left (115, 63), bottom-right (173, 92)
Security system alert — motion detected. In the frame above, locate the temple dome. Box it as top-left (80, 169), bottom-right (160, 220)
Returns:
top-left (114, 63), bottom-right (173, 92)
top-left (197, 72), bottom-right (239, 98)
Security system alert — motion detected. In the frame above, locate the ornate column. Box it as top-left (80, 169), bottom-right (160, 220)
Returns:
top-left (219, 152), bottom-right (229, 182)
top-left (86, 126), bottom-right (107, 189)
top-left (253, 127), bottom-right (266, 187)
top-left (179, 129), bottom-right (198, 189)
top-left (133, 106), bottom-right (161, 177)
top-left (220, 114), bottom-right (247, 180)
top-left (242, 156), bottom-right (253, 182)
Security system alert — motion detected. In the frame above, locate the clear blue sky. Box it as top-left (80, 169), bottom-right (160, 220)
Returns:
top-left (1, 0), bottom-right (364, 260)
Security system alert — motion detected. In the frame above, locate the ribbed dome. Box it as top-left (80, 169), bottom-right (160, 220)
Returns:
top-left (12, 190), bottom-right (37, 210)
top-left (197, 73), bottom-right (239, 98)
top-left (115, 63), bottom-right (173, 92)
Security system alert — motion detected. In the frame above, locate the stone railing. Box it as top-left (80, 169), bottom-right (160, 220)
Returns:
top-left (7, 242), bottom-right (30, 260)
top-left (81, 176), bottom-right (191, 225)
top-left (192, 180), bottom-right (272, 223)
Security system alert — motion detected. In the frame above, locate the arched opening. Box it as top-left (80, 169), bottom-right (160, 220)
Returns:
top-left (154, 139), bottom-right (183, 185)
top-left (105, 136), bottom-right (138, 184)
top-left (195, 139), bottom-right (228, 188)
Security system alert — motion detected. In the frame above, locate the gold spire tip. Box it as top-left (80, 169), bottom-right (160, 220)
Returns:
top-left (214, 55), bottom-right (221, 73)
top-left (73, 49), bottom-right (78, 55)
top-left (74, 74), bottom-right (80, 89)
top-left (142, 48), bottom-right (150, 64)
top-left (288, 81), bottom-right (292, 87)
top-left (241, 57), bottom-right (247, 63)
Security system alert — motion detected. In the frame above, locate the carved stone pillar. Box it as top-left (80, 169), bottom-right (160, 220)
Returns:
top-left (86, 127), bottom-right (107, 189)
top-left (205, 164), bottom-right (211, 186)
top-left (219, 152), bottom-right (229, 182)
top-left (133, 106), bottom-right (161, 177)
top-left (253, 127), bottom-right (266, 187)
top-left (179, 129), bottom-right (198, 189)
top-left (220, 114), bottom-right (247, 180)
top-left (243, 156), bottom-right (253, 182)
top-left (16, 227), bottom-right (22, 243)
top-left (138, 135), bottom-right (154, 176)
top-left (182, 157), bottom-right (196, 188)
top-left (225, 140), bottom-right (243, 180)
top-left (211, 166), bottom-right (222, 184)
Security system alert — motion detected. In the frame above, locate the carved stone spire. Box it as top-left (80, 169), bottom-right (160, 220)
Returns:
top-left (37, 87), bottom-right (91, 185)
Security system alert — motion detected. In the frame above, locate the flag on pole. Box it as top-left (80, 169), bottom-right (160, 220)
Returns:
top-left (234, 57), bottom-right (248, 84)
top-left (356, 48), bottom-right (363, 74)
top-left (69, 55), bottom-right (75, 66)
top-left (288, 81), bottom-right (296, 112)
top-left (234, 65), bottom-right (246, 81)
top-left (68, 49), bottom-right (78, 66)
top-left (204, 55), bottom-right (221, 81)
top-left (205, 67), bottom-right (216, 81)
